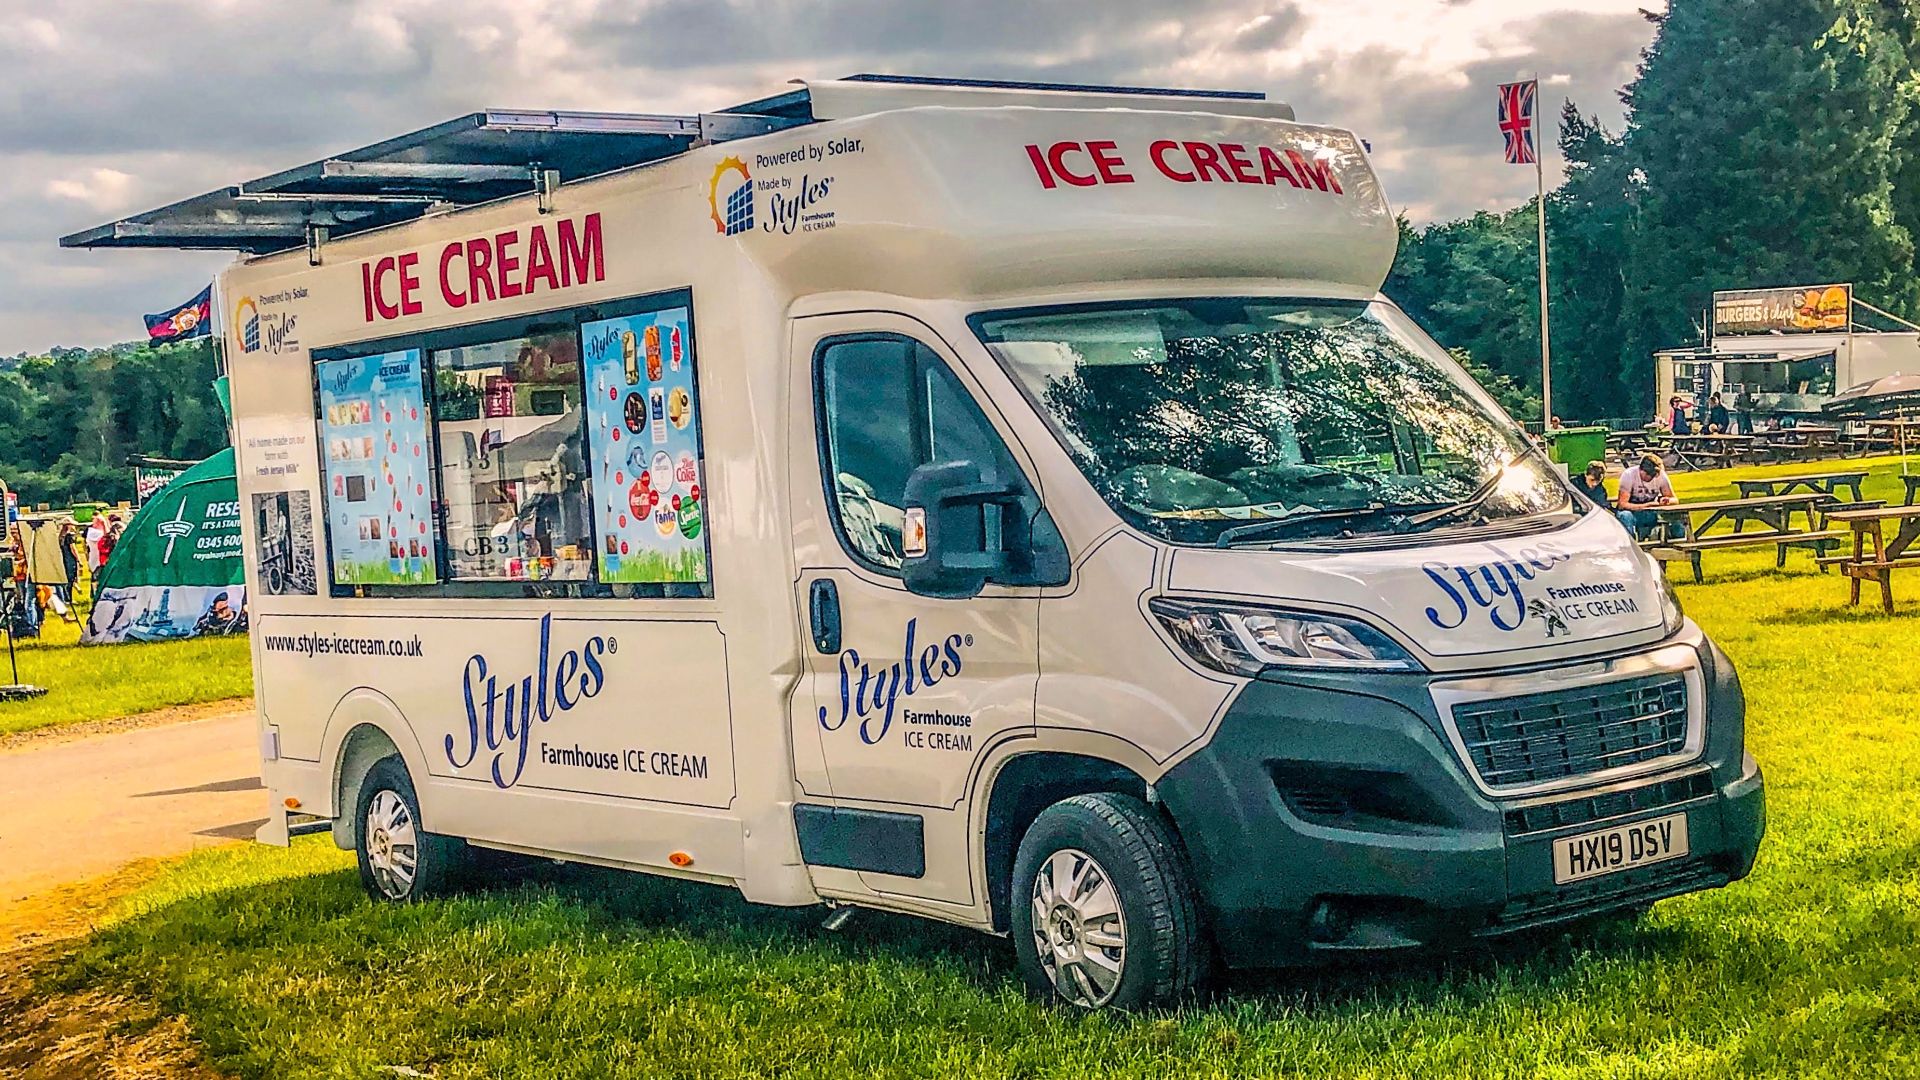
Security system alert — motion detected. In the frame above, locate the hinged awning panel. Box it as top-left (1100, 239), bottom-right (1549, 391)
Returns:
top-left (61, 74), bottom-right (1284, 255)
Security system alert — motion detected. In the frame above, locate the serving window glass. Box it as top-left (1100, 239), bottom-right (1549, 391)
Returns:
top-left (430, 327), bottom-right (594, 582)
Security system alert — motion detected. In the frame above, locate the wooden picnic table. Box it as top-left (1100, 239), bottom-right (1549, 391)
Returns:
top-left (1827, 504), bottom-right (1920, 613)
top-left (1734, 470), bottom-right (1868, 503)
top-left (1905, 474), bottom-right (1920, 506)
top-left (1642, 492), bottom-right (1842, 581)
top-left (1666, 433), bottom-right (1758, 471)
top-left (1755, 426), bottom-right (1843, 462)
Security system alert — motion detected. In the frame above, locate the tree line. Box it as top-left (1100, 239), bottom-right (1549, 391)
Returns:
top-left (1387, 0), bottom-right (1920, 423)
top-left (0, 338), bottom-right (227, 507)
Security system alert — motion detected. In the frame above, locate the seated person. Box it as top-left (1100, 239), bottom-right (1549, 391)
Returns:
top-left (1571, 462), bottom-right (1608, 506)
top-left (1705, 392), bottom-right (1731, 434)
top-left (1615, 453), bottom-right (1677, 540)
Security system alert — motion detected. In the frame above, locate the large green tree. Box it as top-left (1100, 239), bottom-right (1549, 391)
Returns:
top-left (1626, 0), bottom-right (1920, 355)
top-left (0, 338), bottom-right (228, 507)
top-left (1388, 0), bottom-right (1920, 423)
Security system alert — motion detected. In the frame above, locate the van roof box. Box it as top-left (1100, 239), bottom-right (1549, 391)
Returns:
top-left (60, 75), bottom-right (1289, 255)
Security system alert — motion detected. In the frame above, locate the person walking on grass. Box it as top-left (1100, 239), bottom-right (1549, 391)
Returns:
top-left (99, 517), bottom-right (121, 567)
top-left (1616, 453), bottom-right (1678, 541)
top-left (84, 514), bottom-right (106, 576)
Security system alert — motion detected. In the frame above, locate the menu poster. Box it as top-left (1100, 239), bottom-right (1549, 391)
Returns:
top-left (316, 350), bottom-right (437, 585)
top-left (581, 308), bottom-right (711, 585)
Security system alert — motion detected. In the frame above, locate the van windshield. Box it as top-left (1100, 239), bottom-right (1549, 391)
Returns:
top-left (970, 298), bottom-right (1569, 545)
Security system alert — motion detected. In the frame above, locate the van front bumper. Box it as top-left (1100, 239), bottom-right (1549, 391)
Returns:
top-left (1152, 632), bottom-right (1765, 968)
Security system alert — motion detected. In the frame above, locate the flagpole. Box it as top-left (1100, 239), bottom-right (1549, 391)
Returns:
top-left (1533, 77), bottom-right (1552, 430)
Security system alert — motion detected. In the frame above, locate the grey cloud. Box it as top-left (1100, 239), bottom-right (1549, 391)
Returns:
top-left (0, 0), bottom-right (1652, 355)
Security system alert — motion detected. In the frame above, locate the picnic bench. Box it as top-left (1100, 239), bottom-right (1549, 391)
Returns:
top-left (1667, 433), bottom-right (1758, 471)
top-left (1733, 470), bottom-right (1868, 507)
top-left (1822, 505), bottom-right (1920, 613)
top-left (1904, 474), bottom-right (1920, 506)
top-left (1606, 427), bottom-right (1668, 461)
top-left (1641, 492), bottom-right (1845, 582)
top-left (1755, 425), bottom-right (1842, 463)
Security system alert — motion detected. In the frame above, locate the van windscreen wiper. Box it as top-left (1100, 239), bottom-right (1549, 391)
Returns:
top-left (1214, 503), bottom-right (1402, 548)
top-left (1402, 443), bottom-right (1548, 530)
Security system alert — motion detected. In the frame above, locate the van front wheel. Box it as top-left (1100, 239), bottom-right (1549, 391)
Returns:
top-left (1010, 792), bottom-right (1209, 1009)
top-left (354, 758), bottom-right (463, 902)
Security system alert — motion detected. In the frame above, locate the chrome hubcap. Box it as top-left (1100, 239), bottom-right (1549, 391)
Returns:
top-left (364, 790), bottom-right (418, 899)
top-left (1030, 848), bottom-right (1127, 1007)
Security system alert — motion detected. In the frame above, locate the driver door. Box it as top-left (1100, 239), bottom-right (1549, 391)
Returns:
top-left (786, 314), bottom-right (1051, 905)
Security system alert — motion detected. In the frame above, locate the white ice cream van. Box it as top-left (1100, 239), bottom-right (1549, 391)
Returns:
top-left (68, 75), bottom-right (1763, 1009)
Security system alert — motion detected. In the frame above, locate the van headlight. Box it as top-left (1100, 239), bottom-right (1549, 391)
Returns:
top-left (1642, 551), bottom-right (1686, 636)
top-left (1149, 598), bottom-right (1420, 676)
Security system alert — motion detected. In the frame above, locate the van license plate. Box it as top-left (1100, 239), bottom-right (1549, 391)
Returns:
top-left (1552, 813), bottom-right (1689, 885)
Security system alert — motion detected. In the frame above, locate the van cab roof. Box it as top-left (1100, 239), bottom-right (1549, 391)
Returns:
top-left (59, 75), bottom-right (1294, 255)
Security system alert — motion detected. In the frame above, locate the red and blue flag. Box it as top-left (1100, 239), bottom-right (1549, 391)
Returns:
top-left (1497, 80), bottom-right (1538, 165)
top-left (144, 285), bottom-right (212, 343)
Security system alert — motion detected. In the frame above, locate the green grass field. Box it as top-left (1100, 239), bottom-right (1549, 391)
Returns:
top-left (0, 625), bottom-right (253, 736)
top-left (32, 458), bottom-right (1920, 1077)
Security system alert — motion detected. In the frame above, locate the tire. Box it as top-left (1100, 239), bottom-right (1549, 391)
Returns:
top-left (353, 757), bottom-right (465, 902)
top-left (1010, 792), bottom-right (1211, 1010)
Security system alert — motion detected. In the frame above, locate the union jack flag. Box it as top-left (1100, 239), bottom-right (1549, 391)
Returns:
top-left (1497, 80), bottom-right (1537, 165)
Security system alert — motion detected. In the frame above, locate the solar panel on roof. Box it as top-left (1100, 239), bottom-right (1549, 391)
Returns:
top-left (60, 75), bottom-right (1280, 256)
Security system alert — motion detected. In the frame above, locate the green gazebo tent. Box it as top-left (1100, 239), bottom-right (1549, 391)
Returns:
top-left (83, 448), bottom-right (247, 644)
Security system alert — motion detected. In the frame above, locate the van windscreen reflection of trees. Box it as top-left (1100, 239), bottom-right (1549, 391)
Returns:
top-left (981, 300), bottom-right (1559, 544)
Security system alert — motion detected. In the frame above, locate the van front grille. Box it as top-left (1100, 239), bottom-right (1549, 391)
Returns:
top-left (1449, 673), bottom-right (1691, 792)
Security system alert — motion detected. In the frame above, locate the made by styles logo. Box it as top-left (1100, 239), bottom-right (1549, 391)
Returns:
top-left (232, 287), bottom-right (306, 355)
top-left (707, 138), bottom-right (863, 238)
top-left (818, 617), bottom-right (974, 746)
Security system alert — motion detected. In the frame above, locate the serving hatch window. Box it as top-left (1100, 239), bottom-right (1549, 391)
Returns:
top-left (431, 328), bottom-right (594, 582)
top-left (310, 289), bottom-right (714, 599)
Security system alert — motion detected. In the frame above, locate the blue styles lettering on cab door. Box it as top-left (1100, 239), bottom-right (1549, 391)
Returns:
top-left (819, 618), bottom-right (969, 745)
top-left (1422, 542), bottom-right (1572, 632)
top-left (446, 614), bottom-right (609, 788)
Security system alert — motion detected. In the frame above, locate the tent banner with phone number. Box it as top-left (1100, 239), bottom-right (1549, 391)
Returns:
top-left (581, 307), bottom-right (711, 586)
top-left (316, 349), bottom-right (437, 585)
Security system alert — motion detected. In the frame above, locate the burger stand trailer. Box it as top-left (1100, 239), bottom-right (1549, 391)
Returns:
top-left (1655, 284), bottom-right (1920, 418)
top-left (64, 75), bottom-right (1764, 1009)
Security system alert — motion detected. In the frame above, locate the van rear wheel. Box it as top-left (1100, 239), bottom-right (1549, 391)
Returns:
top-left (354, 758), bottom-right (463, 902)
top-left (1010, 792), bottom-right (1210, 1010)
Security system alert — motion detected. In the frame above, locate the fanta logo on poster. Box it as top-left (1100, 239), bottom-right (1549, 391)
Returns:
top-left (708, 156), bottom-right (754, 235)
top-left (818, 618), bottom-right (973, 746)
top-left (446, 614), bottom-right (611, 789)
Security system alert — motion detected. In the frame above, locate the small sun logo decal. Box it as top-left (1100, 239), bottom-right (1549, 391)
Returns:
top-left (707, 156), bottom-right (753, 235)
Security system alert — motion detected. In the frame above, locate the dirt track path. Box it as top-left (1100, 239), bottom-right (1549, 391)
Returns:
top-left (0, 709), bottom-right (263, 916)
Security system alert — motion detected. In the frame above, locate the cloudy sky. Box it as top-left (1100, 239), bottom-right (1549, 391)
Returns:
top-left (0, 0), bottom-right (1660, 356)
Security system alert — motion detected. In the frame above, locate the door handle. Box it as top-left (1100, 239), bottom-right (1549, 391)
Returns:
top-left (809, 578), bottom-right (841, 654)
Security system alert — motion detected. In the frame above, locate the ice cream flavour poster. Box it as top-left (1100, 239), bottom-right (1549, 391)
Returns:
top-left (581, 308), bottom-right (711, 584)
top-left (316, 350), bottom-right (437, 585)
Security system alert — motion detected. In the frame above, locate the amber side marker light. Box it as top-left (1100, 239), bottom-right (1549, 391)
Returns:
top-left (668, 851), bottom-right (694, 868)
top-left (283, 797), bottom-right (301, 810)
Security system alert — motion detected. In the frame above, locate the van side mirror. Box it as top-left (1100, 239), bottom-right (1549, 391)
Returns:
top-left (901, 461), bottom-right (1024, 599)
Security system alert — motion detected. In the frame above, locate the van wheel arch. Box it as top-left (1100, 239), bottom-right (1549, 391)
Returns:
top-left (331, 724), bottom-right (404, 851)
top-left (982, 752), bottom-right (1157, 933)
